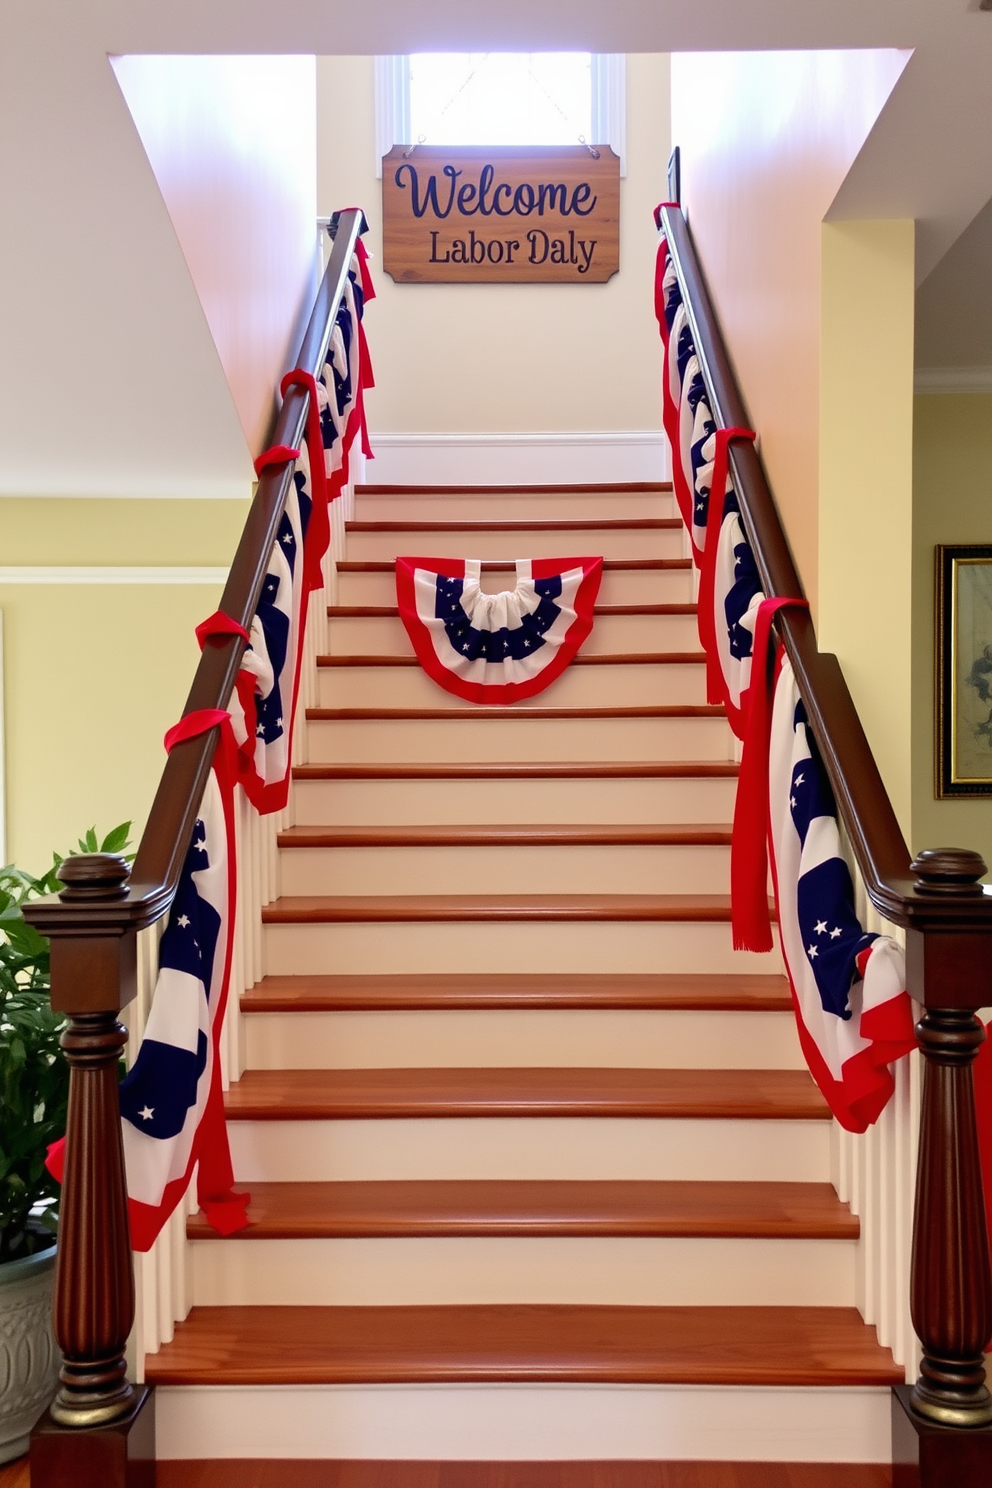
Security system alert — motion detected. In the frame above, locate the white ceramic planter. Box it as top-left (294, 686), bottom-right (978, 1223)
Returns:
top-left (0, 1244), bottom-right (59, 1464)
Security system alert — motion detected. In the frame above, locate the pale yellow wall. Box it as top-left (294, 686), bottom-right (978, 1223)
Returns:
top-left (0, 499), bottom-right (248, 872)
top-left (819, 221), bottom-right (916, 838)
top-left (912, 394), bottom-right (992, 871)
top-left (316, 54), bottom-right (670, 434)
top-left (671, 49), bottom-right (908, 616)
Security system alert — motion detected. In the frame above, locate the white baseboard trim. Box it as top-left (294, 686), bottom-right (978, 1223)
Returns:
top-left (914, 364), bottom-right (992, 394)
top-left (0, 566), bottom-right (229, 585)
top-left (366, 432), bottom-right (672, 486)
top-left (155, 1382), bottom-right (892, 1463)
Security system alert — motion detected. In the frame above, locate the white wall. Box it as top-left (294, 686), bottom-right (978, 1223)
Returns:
top-left (671, 49), bottom-right (908, 615)
top-left (317, 54), bottom-right (670, 439)
top-left (113, 55), bottom-right (318, 455)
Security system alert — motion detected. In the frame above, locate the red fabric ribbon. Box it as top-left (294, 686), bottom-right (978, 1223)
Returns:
top-left (194, 611), bottom-right (250, 652)
top-left (730, 595), bottom-right (809, 952)
top-left (696, 428), bottom-right (757, 706)
top-left (254, 444), bottom-right (300, 477)
top-left (653, 200), bottom-right (681, 230)
top-left (281, 368), bottom-right (331, 591)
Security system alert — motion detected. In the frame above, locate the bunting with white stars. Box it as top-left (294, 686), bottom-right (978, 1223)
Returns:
top-left (120, 712), bottom-right (248, 1249)
top-left (769, 656), bottom-right (917, 1132)
top-left (396, 556), bottom-right (603, 704)
top-left (230, 229), bottom-right (375, 813)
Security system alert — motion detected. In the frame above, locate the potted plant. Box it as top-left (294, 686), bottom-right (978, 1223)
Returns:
top-left (0, 825), bottom-right (131, 1464)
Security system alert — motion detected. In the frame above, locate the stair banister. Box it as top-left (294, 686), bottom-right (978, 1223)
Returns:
top-left (661, 204), bottom-right (992, 1438)
top-left (21, 208), bottom-right (366, 1442)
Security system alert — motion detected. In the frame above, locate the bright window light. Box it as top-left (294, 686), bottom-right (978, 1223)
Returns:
top-left (409, 53), bottom-right (593, 148)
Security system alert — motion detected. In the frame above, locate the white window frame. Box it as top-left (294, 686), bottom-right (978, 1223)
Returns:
top-left (374, 53), bottom-right (626, 179)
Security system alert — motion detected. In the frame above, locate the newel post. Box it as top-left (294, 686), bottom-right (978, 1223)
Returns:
top-left (893, 848), bottom-right (992, 1487)
top-left (27, 853), bottom-right (156, 1488)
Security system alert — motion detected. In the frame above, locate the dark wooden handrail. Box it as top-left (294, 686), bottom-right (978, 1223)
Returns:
top-left (28, 207), bottom-right (364, 940)
top-left (661, 204), bottom-right (992, 1450)
top-left (22, 208), bottom-right (365, 1457)
top-left (662, 207), bottom-right (937, 926)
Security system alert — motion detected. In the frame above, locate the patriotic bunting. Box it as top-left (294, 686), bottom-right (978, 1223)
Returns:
top-left (396, 556), bottom-right (603, 704)
top-left (230, 234), bottom-right (375, 813)
top-left (655, 210), bottom-right (916, 1131)
top-left (47, 711), bottom-right (249, 1250)
top-left (768, 657), bottom-right (917, 1133)
top-left (52, 223), bottom-right (378, 1247)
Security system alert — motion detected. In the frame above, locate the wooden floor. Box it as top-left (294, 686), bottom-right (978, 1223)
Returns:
top-left (0, 1459), bottom-right (894, 1487)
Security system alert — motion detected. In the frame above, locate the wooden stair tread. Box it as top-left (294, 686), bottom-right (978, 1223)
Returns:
top-left (241, 972), bottom-right (791, 1012)
top-left (145, 1304), bottom-right (900, 1386)
top-left (223, 1067), bottom-right (825, 1121)
top-left (261, 893), bottom-right (756, 924)
top-left (355, 482), bottom-right (674, 495)
top-left (346, 519), bottom-right (682, 533)
top-left (306, 705), bottom-right (726, 721)
top-left (327, 603), bottom-right (699, 618)
top-left (292, 761), bottom-right (740, 780)
top-left (317, 652), bottom-right (706, 668)
top-left (276, 824), bottom-right (733, 849)
top-left (336, 559), bottom-right (692, 573)
top-left (186, 1179), bottom-right (857, 1241)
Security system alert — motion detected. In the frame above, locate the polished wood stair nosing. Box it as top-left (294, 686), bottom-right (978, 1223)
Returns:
top-left (317, 651), bottom-right (706, 669)
top-left (222, 1067), bottom-right (825, 1122)
top-left (327, 603), bottom-right (700, 618)
top-left (355, 481), bottom-right (674, 495)
top-left (276, 824), bottom-right (732, 849)
top-left (336, 559), bottom-right (693, 574)
top-left (346, 519), bottom-right (683, 534)
top-left (260, 893), bottom-right (761, 924)
top-left (240, 971), bottom-right (792, 1013)
top-left (292, 761), bottom-right (740, 781)
top-left (185, 1179), bottom-right (859, 1241)
top-left (144, 1303), bottom-right (902, 1387)
top-left (305, 705), bottom-right (727, 722)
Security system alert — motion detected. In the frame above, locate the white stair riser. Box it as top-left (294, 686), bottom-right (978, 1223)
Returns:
top-left (292, 776), bottom-right (739, 827)
top-left (189, 1235), bottom-right (855, 1309)
top-left (354, 492), bottom-right (676, 522)
top-left (278, 842), bottom-right (730, 897)
top-left (154, 1383), bottom-right (893, 1464)
top-left (317, 662), bottom-right (707, 710)
top-left (326, 612), bottom-right (701, 655)
top-left (227, 1116), bottom-right (829, 1184)
top-left (305, 715), bottom-right (734, 764)
top-left (263, 919), bottom-right (783, 977)
top-left (337, 568), bottom-right (695, 607)
top-left (243, 1008), bottom-right (802, 1071)
top-left (346, 530), bottom-right (685, 562)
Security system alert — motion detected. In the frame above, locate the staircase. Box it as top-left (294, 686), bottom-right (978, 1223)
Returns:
top-left (146, 478), bottom-right (901, 1466)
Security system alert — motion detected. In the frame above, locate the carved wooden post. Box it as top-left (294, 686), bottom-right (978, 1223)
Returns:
top-left (907, 849), bottom-right (992, 1431)
top-left (26, 853), bottom-right (156, 1488)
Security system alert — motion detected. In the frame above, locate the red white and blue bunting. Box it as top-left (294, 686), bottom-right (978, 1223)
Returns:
top-left (98, 226), bottom-right (375, 1248)
top-left (655, 210), bottom-right (915, 1131)
top-left (396, 556), bottom-right (603, 704)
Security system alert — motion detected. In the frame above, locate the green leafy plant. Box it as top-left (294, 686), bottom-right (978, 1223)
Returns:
top-left (0, 824), bottom-right (132, 1263)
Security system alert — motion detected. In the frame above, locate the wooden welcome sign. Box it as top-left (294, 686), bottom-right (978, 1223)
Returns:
top-left (381, 145), bottom-right (620, 285)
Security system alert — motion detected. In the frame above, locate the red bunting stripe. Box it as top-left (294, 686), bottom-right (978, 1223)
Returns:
top-left (731, 595), bottom-right (809, 952)
top-left (281, 368), bottom-right (331, 593)
top-left (254, 444), bottom-right (301, 476)
top-left (194, 612), bottom-right (251, 651)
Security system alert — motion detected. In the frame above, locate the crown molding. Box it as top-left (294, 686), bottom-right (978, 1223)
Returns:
top-left (0, 567), bottom-right (229, 585)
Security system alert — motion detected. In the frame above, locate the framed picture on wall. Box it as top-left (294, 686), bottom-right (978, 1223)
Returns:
top-left (936, 544), bottom-right (992, 797)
